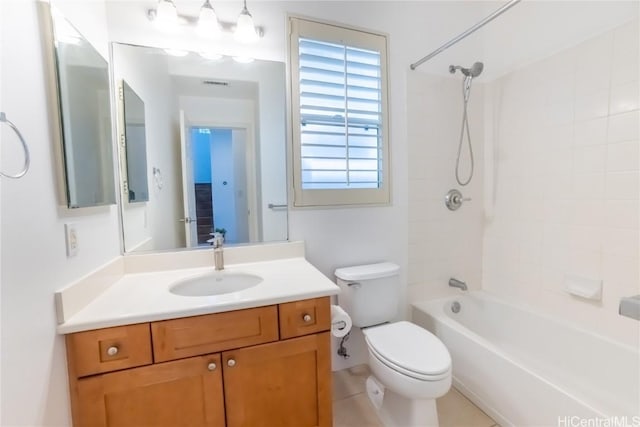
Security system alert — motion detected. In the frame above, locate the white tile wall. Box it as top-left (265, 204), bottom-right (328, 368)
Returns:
top-left (483, 19), bottom-right (640, 346)
top-left (407, 72), bottom-right (485, 301)
top-left (407, 19), bottom-right (638, 347)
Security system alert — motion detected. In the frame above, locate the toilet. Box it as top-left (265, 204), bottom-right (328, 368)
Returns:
top-left (335, 262), bottom-right (452, 427)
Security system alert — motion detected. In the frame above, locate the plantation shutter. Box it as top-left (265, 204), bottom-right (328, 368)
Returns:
top-left (289, 18), bottom-right (390, 207)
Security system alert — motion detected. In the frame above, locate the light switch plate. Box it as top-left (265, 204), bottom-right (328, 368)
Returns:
top-left (65, 223), bottom-right (78, 257)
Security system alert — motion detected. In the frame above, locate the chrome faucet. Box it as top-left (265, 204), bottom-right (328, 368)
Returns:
top-left (212, 233), bottom-right (224, 271)
top-left (449, 278), bottom-right (468, 291)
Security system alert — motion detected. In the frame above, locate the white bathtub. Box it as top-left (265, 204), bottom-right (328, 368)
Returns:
top-left (412, 291), bottom-right (640, 426)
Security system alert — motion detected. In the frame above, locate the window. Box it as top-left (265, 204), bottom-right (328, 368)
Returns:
top-left (289, 17), bottom-right (390, 207)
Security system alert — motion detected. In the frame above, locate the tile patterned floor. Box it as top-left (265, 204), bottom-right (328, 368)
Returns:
top-left (333, 365), bottom-right (498, 427)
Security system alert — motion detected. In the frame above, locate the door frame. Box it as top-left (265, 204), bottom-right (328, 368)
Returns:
top-left (179, 110), bottom-right (198, 247)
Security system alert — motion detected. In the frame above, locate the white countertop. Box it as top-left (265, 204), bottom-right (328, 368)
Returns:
top-left (57, 257), bottom-right (339, 334)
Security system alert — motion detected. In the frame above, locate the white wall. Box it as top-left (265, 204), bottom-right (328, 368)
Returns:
top-left (180, 96), bottom-right (254, 125)
top-left (406, 72), bottom-right (485, 302)
top-left (0, 1), bottom-right (121, 425)
top-left (483, 19), bottom-right (640, 347)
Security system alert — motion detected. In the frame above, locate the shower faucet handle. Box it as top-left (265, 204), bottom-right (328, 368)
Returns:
top-left (445, 189), bottom-right (471, 211)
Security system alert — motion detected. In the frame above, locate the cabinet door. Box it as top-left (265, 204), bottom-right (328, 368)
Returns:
top-left (223, 332), bottom-right (332, 427)
top-left (74, 354), bottom-right (225, 427)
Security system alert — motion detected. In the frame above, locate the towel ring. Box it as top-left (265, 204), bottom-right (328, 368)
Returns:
top-left (0, 112), bottom-right (30, 179)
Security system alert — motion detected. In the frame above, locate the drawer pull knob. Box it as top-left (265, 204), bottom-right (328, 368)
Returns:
top-left (106, 346), bottom-right (119, 356)
top-left (207, 362), bottom-right (217, 371)
top-left (227, 359), bottom-right (236, 367)
top-left (303, 314), bottom-right (312, 323)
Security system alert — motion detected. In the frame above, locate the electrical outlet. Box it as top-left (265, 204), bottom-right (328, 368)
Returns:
top-left (65, 223), bottom-right (79, 257)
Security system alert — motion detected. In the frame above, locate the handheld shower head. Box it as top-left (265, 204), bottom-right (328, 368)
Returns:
top-left (468, 62), bottom-right (484, 77)
top-left (449, 62), bottom-right (484, 78)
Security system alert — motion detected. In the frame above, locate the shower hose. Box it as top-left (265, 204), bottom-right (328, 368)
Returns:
top-left (455, 75), bottom-right (475, 186)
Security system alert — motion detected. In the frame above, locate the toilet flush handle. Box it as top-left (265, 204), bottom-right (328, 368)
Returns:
top-left (347, 282), bottom-right (361, 289)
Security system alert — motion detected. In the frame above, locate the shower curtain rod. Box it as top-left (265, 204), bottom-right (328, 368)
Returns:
top-left (410, 0), bottom-right (522, 70)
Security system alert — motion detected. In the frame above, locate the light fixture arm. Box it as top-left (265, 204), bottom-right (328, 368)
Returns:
top-left (202, 0), bottom-right (213, 10)
top-left (242, 0), bottom-right (252, 15)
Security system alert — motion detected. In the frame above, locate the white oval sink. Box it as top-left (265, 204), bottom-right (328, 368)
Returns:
top-left (169, 272), bottom-right (263, 297)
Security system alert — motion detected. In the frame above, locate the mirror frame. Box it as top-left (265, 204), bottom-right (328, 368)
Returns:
top-left (39, 2), bottom-right (117, 209)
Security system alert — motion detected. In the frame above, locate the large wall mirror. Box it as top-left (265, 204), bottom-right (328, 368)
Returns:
top-left (45, 5), bottom-right (116, 208)
top-left (111, 43), bottom-right (288, 253)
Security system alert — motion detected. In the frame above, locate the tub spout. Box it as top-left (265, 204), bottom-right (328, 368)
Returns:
top-left (449, 278), bottom-right (468, 291)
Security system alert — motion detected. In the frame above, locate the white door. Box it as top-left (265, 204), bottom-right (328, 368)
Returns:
top-left (179, 110), bottom-right (198, 247)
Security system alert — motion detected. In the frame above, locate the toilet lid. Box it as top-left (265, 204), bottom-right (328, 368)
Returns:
top-left (363, 321), bottom-right (451, 377)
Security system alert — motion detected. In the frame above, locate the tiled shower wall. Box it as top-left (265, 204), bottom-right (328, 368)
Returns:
top-left (483, 20), bottom-right (639, 346)
top-left (407, 73), bottom-right (485, 302)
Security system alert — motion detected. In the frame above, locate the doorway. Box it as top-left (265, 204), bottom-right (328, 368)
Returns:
top-left (189, 126), bottom-right (255, 245)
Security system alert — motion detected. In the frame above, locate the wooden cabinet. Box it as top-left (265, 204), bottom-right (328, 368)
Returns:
top-left (223, 333), bottom-right (332, 427)
top-left (65, 297), bottom-right (332, 427)
top-left (74, 354), bottom-right (225, 427)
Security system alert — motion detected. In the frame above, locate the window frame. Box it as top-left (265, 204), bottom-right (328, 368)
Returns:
top-left (288, 16), bottom-right (391, 207)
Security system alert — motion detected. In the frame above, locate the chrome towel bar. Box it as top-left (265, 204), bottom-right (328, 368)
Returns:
top-left (268, 203), bottom-right (287, 209)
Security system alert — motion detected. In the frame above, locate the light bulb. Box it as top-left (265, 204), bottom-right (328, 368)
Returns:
top-left (234, 5), bottom-right (259, 43)
top-left (199, 52), bottom-right (224, 61)
top-left (155, 0), bottom-right (178, 31)
top-left (232, 56), bottom-right (254, 64)
top-left (164, 49), bottom-right (189, 57)
top-left (196, 1), bottom-right (221, 38)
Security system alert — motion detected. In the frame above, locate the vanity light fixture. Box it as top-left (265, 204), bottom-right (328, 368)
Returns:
top-left (154, 0), bottom-right (179, 30)
top-left (234, 0), bottom-right (259, 43)
top-left (147, 0), bottom-right (264, 41)
top-left (196, 0), bottom-right (221, 38)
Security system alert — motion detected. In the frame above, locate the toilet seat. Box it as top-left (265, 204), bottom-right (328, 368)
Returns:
top-left (363, 321), bottom-right (451, 381)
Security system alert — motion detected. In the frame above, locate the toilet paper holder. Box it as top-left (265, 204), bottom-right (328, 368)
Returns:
top-left (332, 320), bottom-right (347, 329)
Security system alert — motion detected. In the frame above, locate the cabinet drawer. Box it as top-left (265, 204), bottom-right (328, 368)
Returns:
top-left (279, 297), bottom-right (331, 339)
top-left (151, 305), bottom-right (279, 362)
top-left (66, 323), bottom-right (152, 378)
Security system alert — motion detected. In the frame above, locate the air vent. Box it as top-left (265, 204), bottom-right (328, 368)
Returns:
top-left (202, 80), bottom-right (229, 86)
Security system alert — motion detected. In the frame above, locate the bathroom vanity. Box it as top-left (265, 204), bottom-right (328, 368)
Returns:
top-left (56, 244), bottom-right (338, 427)
top-left (65, 298), bottom-right (331, 426)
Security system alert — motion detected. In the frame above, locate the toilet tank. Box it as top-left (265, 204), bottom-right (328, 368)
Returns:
top-left (335, 262), bottom-right (400, 328)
